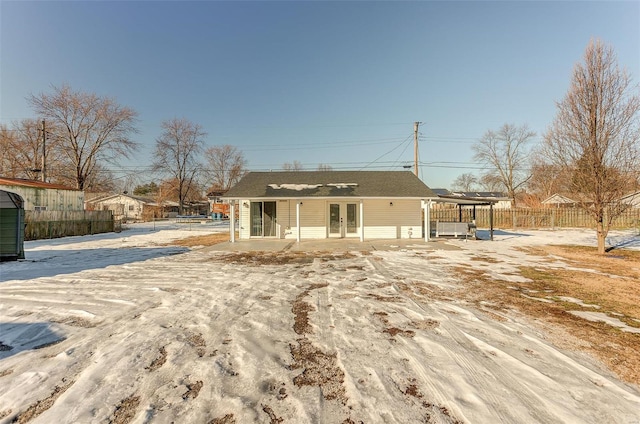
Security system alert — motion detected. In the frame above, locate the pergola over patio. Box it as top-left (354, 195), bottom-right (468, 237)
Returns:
top-left (424, 194), bottom-right (498, 241)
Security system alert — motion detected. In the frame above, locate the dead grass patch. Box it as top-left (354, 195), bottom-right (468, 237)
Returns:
top-left (53, 316), bottom-right (97, 328)
top-left (469, 255), bottom-right (503, 264)
top-left (374, 311), bottom-right (416, 339)
top-left (208, 414), bottom-right (236, 424)
top-left (14, 380), bottom-right (74, 423)
top-left (145, 346), bottom-right (167, 372)
top-left (368, 294), bottom-right (403, 303)
top-left (453, 244), bottom-right (640, 386)
top-left (292, 283), bottom-right (329, 335)
top-left (168, 232), bottom-right (234, 247)
top-left (519, 246), bottom-right (640, 319)
top-left (410, 319), bottom-right (440, 330)
top-left (289, 338), bottom-right (347, 404)
top-left (289, 283), bottom-right (348, 405)
top-left (396, 379), bottom-right (463, 424)
top-left (261, 405), bottom-right (284, 424)
top-left (215, 251), bottom-right (355, 266)
top-left (109, 394), bottom-right (140, 424)
top-left (395, 280), bottom-right (460, 303)
top-left (186, 332), bottom-right (207, 357)
top-left (383, 327), bottom-right (415, 338)
top-left (182, 380), bottom-right (203, 400)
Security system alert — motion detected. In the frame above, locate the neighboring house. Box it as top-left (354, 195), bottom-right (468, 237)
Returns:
top-left (541, 193), bottom-right (579, 208)
top-left (0, 177), bottom-right (84, 211)
top-left (620, 191), bottom-right (640, 208)
top-left (223, 171), bottom-right (437, 242)
top-left (86, 193), bottom-right (156, 221)
top-left (85, 194), bottom-right (201, 220)
top-left (207, 189), bottom-right (230, 218)
top-left (185, 200), bottom-right (211, 216)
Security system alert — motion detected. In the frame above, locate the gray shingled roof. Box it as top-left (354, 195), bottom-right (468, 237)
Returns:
top-left (224, 171), bottom-right (437, 199)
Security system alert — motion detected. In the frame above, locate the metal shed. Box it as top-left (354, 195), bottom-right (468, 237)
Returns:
top-left (0, 190), bottom-right (25, 261)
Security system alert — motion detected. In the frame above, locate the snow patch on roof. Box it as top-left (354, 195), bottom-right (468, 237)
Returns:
top-left (268, 184), bottom-right (323, 191)
top-left (326, 183), bottom-right (358, 189)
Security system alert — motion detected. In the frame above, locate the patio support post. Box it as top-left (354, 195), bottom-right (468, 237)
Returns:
top-left (359, 199), bottom-right (364, 242)
top-left (424, 200), bottom-right (431, 242)
top-left (490, 203), bottom-right (494, 241)
top-left (296, 201), bottom-right (301, 242)
top-left (230, 201), bottom-right (236, 243)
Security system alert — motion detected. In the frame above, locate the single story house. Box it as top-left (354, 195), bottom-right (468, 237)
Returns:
top-left (86, 193), bottom-right (157, 221)
top-left (86, 194), bottom-right (205, 221)
top-left (0, 177), bottom-right (84, 211)
top-left (223, 171), bottom-right (441, 242)
top-left (620, 191), bottom-right (640, 208)
top-left (541, 193), bottom-right (579, 208)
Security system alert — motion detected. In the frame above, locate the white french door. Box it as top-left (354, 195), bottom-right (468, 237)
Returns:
top-left (328, 203), bottom-right (359, 238)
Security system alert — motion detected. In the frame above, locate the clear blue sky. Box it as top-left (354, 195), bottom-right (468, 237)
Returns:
top-left (1, 1), bottom-right (639, 189)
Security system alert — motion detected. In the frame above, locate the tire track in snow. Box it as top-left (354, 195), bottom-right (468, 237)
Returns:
top-left (367, 250), bottom-right (640, 423)
top-left (367, 253), bottom-right (578, 423)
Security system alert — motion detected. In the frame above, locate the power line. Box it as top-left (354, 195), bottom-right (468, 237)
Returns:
top-left (359, 134), bottom-right (414, 170)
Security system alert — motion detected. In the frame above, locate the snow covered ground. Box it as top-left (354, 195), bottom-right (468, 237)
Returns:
top-left (0, 223), bottom-right (639, 423)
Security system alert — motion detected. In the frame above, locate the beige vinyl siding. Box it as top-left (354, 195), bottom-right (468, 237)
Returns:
top-left (277, 200), bottom-right (293, 238)
top-left (237, 198), bottom-right (424, 240)
top-left (239, 201), bottom-right (251, 239)
top-left (363, 199), bottom-right (421, 239)
top-left (286, 199), bottom-right (327, 239)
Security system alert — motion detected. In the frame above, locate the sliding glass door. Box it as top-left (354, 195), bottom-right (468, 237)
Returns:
top-left (250, 201), bottom-right (277, 237)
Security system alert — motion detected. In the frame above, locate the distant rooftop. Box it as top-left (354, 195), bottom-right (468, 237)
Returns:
top-left (0, 177), bottom-right (78, 191)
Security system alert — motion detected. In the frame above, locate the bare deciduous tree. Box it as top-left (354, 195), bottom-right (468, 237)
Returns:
top-left (153, 118), bottom-right (206, 214)
top-left (316, 163), bottom-right (333, 171)
top-left (451, 173), bottom-right (478, 192)
top-left (478, 174), bottom-right (504, 192)
top-left (527, 152), bottom-right (572, 200)
top-left (0, 120), bottom-right (63, 181)
top-left (5, 120), bottom-right (42, 179)
top-left (204, 145), bottom-right (247, 191)
top-left (0, 124), bottom-right (19, 178)
top-left (473, 123), bottom-right (535, 205)
top-left (282, 160), bottom-right (303, 171)
top-left (27, 84), bottom-right (139, 190)
top-left (542, 39), bottom-right (640, 254)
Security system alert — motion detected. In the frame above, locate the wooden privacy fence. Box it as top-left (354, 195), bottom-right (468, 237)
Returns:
top-left (431, 207), bottom-right (640, 230)
top-left (25, 210), bottom-right (116, 240)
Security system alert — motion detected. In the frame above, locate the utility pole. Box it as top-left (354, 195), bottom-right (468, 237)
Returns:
top-left (413, 121), bottom-right (420, 177)
top-left (41, 120), bottom-right (46, 182)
